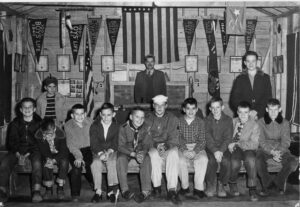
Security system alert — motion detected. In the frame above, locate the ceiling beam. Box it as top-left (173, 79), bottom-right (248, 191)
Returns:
top-left (275, 7), bottom-right (300, 18)
top-left (0, 3), bottom-right (24, 16)
top-left (254, 8), bottom-right (277, 17)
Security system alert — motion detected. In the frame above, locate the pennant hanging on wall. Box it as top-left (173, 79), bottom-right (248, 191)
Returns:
top-left (226, 7), bottom-right (246, 35)
top-left (106, 18), bottom-right (120, 56)
top-left (88, 16), bottom-right (102, 56)
top-left (203, 19), bottom-right (220, 98)
top-left (68, 24), bottom-right (84, 64)
top-left (219, 19), bottom-right (230, 55)
top-left (28, 18), bottom-right (47, 62)
top-left (245, 19), bottom-right (257, 52)
top-left (183, 19), bottom-right (198, 55)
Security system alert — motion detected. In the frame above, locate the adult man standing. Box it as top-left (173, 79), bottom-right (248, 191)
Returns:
top-left (134, 54), bottom-right (167, 103)
top-left (145, 95), bottom-right (181, 204)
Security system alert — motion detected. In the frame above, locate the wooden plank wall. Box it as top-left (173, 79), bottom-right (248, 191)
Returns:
top-left (17, 7), bottom-right (274, 119)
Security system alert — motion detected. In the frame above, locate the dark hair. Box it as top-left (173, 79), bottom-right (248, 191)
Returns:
top-left (41, 118), bottom-right (55, 132)
top-left (182, 97), bottom-right (198, 108)
top-left (71, 104), bottom-right (85, 113)
top-left (209, 97), bottom-right (223, 106)
top-left (243, 51), bottom-right (258, 61)
top-left (144, 54), bottom-right (155, 62)
top-left (99, 102), bottom-right (114, 113)
top-left (19, 97), bottom-right (36, 108)
top-left (237, 101), bottom-right (252, 110)
top-left (130, 106), bottom-right (145, 115)
top-left (266, 98), bottom-right (281, 107)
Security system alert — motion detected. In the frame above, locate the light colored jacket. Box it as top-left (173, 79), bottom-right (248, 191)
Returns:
top-left (232, 118), bottom-right (260, 151)
top-left (36, 92), bottom-right (66, 124)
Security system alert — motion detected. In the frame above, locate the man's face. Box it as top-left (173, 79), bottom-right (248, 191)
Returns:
top-left (237, 107), bottom-right (250, 123)
top-left (144, 57), bottom-right (155, 70)
top-left (130, 110), bottom-right (145, 128)
top-left (153, 102), bottom-right (167, 117)
top-left (45, 83), bottom-right (57, 96)
top-left (210, 101), bottom-right (223, 119)
top-left (100, 108), bottom-right (115, 124)
top-left (71, 108), bottom-right (86, 124)
top-left (244, 55), bottom-right (257, 71)
top-left (183, 104), bottom-right (198, 120)
top-left (20, 101), bottom-right (36, 118)
top-left (266, 105), bottom-right (281, 121)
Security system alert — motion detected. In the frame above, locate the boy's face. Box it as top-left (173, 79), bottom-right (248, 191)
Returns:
top-left (130, 110), bottom-right (145, 128)
top-left (42, 128), bottom-right (56, 141)
top-left (44, 83), bottom-right (57, 96)
top-left (100, 108), bottom-right (115, 124)
top-left (71, 108), bottom-right (86, 124)
top-left (210, 101), bottom-right (224, 118)
top-left (153, 102), bottom-right (167, 117)
top-left (266, 105), bottom-right (281, 121)
top-left (237, 107), bottom-right (250, 123)
top-left (20, 101), bottom-right (36, 118)
top-left (144, 57), bottom-right (155, 70)
top-left (183, 103), bottom-right (198, 119)
top-left (244, 55), bottom-right (257, 71)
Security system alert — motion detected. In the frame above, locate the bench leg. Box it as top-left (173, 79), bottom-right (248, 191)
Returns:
top-left (9, 171), bottom-right (17, 196)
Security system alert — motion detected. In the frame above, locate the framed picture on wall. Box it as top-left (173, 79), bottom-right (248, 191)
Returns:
top-left (207, 56), bottom-right (221, 73)
top-left (230, 56), bottom-right (243, 73)
top-left (36, 55), bottom-right (49, 72)
top-left (69, 79), bottom-right (84, 98)
top-left (101, 55), bottom-right (115, 72)
top-left (21, 55), bottom-right (27, 72)
top-left (79, 55), bottom-right (84, 72)
top-left (185, 55), bottom-right (198, 72)
top-left (57, 54), bottom-right (71, 72)
top-left (57, 79), bottom-right (70, 96)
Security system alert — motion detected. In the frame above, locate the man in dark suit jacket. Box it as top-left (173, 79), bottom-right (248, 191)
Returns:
top-left (134, 54), bottom-right (167, 103)
top-left (230, 51), bottom-right (272, 119)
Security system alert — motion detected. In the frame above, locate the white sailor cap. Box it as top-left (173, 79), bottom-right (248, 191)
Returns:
top-left (152, 95), bottom-right (168, 104)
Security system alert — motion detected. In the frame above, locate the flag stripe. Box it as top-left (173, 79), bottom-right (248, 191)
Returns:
top-left (149, 11), bottom-right (154, 56)
top-left (126, 12), bottom-right (132, 65)
top-left (135, 13), bottom-right (141, 64)
top-left (122, 11), bottom-right (127, 63)
top-left (131, 12), bottom-right (136, 63)
top-left (161, 8), bottom-right (167, 64)
top-left (144, 13), bottom-right (150, 57)
top-left (157, 8), bottom-right (162, 64)
top-left (173, 8), bottom-right (179, 61)
top-left (140, 12), bottom-right (145, 63)
top-left (166, 8), bottom-right (171, 63)
top-left (170, 8), bottom-right (175, 62)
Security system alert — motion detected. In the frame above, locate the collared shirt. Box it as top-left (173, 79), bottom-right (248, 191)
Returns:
top-left (101, 121), bottom-right (112, 140)
top-left (178, 116), bottom-right (205, 153)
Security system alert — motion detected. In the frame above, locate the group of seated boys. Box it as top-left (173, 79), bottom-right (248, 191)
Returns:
top-left (0, 76), bottom-right (298, 205)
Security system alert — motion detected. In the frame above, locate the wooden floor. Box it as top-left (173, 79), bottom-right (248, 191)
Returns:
top-left (4, 173), bottom-right (300, 207)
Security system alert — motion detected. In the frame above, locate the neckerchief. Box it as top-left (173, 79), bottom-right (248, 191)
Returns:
top-left (129, 120), bottom-right (143, 151)
top-left (233, 121), bottom-right (245, 142)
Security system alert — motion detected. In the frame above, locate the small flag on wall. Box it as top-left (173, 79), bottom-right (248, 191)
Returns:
top-left (28, 18), bottom-right (47, 62)
top-left (106, 18), bottom-right (121, 56)
top-left (88, 16), bottom-right (102, 56)
top-left (68, 24), bottom-right (84, 64)
top-left (122, 7), bottom-right (179, 64)
top-left (183, 19), bottom-right (198, 55)
top-left (245, 19), bottom-right (257, 52)
top-left (84, 30), bottom-right (94, 117)
top-left (226, 7), bottom-right (246, 35)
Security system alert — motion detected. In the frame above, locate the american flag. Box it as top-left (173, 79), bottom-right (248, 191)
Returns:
top-left (122, 7), bottom-right (179, 64)
top-left (84, 30), bottom-right (94, 117)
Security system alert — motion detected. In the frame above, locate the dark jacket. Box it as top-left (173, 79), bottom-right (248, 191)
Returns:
top-left (118, 121), bottom-right (153, 157)
top-left (205, 112), bottom-right (233, 153)
top-left (89, 116), bottom-right (119, 155)
top-left (35, 126), bottom-right (69, 161)
top-left (134, 69), bottom-right (167, 103)
top-left (230, 69), bottom-right (272, 118)
top-left (7, 114), bottom-right (42, 155)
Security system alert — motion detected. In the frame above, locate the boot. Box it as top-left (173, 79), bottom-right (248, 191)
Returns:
top-left (32, 191), bottom-right (43, 203)
top-left (217, 180), bottom-right (227, 197)
top-left (229, 183), bottom-right (240, 196)
top-left (43, 187), bottom-right (53, 200)
top-left (205, 181), bottom-right (216, 197)
top-left (57, 186), bottom-right (65, 200)
top-left (249, 187), bottom-right (258, 202)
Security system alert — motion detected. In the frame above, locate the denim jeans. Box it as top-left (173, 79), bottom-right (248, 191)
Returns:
top-left (117, 153), bottom-right (151, 192)
top-left (69, 147), bottom-right (94, 196)
top-left (0, 152), bottom-right (42, 190)
top-left (42, 157), bottom-right (69, 187)
top-left (205, 149), bottom-right (231, 186)
top-left (256, 149), bottom-right (298, 190)
top-left (229, 147), bottom-right (256, 187)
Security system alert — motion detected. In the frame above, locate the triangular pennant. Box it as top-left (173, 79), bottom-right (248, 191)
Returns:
top-left (68, 24), bottom-right (84, 64)
top-left (245, 19), bottom-right (257, 52)
top-left (219, 19), bottom-right (230, 55)
top-left (88, 16), bottom-right (102, 56)
top-left (183, 19), bottom-right (198, 55)
top-left (28, 18), bottom-right (47, 62)
top-left (106, 18), bottom-right (121, 56)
